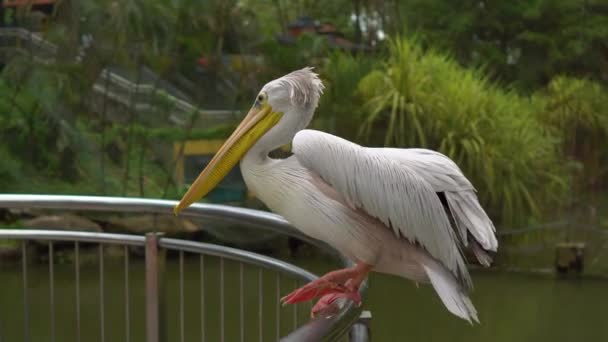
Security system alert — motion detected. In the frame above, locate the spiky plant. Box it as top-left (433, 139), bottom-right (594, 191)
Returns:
top-left (538, 76), bottom-right (608, 188)
top-left (317, 52), bottom-right (375, 137)
top-left (357, 37), bottom-right (569, 226)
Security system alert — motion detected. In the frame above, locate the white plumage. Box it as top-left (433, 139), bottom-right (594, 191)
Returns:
top-left (179, 67), bottom-right (498, 323)
top-left (377, 148), bottom-right (498, 251)
top-left (293, 130), bottom-right (471, 286)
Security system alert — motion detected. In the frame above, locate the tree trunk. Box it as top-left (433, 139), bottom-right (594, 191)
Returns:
top-left (0, 4), bottom-right (5, 27)
top-left (273, 0), bottom-right (287, 33)
top-left (353, 0), bottom-right (362, 43)
top-left (55, 0), bottom-right (80, 61)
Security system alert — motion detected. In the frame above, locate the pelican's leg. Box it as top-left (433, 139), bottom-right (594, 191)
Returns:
top-left (281, 262), bottom-right (372, 315)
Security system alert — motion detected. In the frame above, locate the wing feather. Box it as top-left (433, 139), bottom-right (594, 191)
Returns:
top-left (293, 130), bottom-right (470, 285)
top-left (376, 148), bottom-right (498, 252)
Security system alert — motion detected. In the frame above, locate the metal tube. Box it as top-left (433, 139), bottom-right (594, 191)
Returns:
top-left (75, 242), bottom-right (81, 342)
top-left (0, 195), bottom-right (368, 341)
top-left (293, 280), bottom-right (298, 329)
top-left (0, 195), bottom-right (327, 250)
top-left (145, 233), bottom-right (166, 342)
top-left (158, 235), bottom-right (167, 342)
top-left (124, 245), bottom-right (130, 342)
top-left (200, 254), bottom-right (205, 342)
top-left (21, 241), bottom-right (30, 342)
top-left (179, 250), bottom-right (184, 342)
top-left (349, 311), bottom-right (372, 342)
top-left (0, 229), bottom-right (145, 246)
top-left (276, 273), bottom-right (280, 341)
top-left (7, 233), bottom-right (360, 342)
top-left (220, 257), bottom-right (224, 342)
top-left (49, 241), bottom-right (55, 342)
top-left (239, 262), bottom-right (244, 342)
top-left (0, 229), bottom-right (320, 283)
top-left (258, 268), bottom-right (263, 342)
top-left (160, 238), bottom-right (316, 282)
top-left (99, 244), bottom-right (105, 342)
top-left (146, 233), bottom-right (160, 342)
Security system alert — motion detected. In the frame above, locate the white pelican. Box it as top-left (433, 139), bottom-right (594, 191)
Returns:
top-left (174, 68), bottom-right (497, 323)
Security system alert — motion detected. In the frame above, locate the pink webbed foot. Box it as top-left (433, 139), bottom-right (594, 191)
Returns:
top-left (280, 279), bottom-right (347, 305)
top-left (280, 262), bottom-right (372, 316)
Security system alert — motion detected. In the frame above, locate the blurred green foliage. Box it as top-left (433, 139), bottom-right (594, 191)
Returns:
top-left (393, 0), bottom-right (608, 90)
top-left (538, 77), bottom-right (608, 187)
top-left (0, 0), bottom-right (606, 230)
top-left (316, 52), bottom-right (375, 137)
top-left (352, 38), bottom-right (569, 225)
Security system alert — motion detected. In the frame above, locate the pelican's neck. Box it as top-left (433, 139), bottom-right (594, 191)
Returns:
top-left (241, 130), bottom-right (291, 167)
top-left (243, 107), bottom-right (312, 166)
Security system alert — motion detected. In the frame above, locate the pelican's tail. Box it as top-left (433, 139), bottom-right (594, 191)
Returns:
top-left (422, 262), bottom-right (479, 324)
top-left (445, 191), bottom-right (498, 264)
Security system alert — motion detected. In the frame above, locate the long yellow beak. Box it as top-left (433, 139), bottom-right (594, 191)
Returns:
top-left (174, 103), bottom-right (282, 214)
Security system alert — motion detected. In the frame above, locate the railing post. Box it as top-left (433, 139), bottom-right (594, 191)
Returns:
top-left (145, 233), bottom-right (166, 342)
top-left (349, 311), bottom-right (372, 342)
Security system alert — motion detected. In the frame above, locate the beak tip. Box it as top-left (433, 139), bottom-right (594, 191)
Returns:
top-left (173, 204), bottom-right (182, 216)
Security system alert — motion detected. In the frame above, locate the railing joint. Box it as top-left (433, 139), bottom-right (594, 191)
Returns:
top-left (145, 232), bottom-right (167, 342)
top-left (349, 311), bottom-right (372, 342)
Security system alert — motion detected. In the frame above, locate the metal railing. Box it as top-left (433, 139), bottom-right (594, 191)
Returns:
top-left (0, 194), bottom-right (369, 341)
top-left (0, 27), bottom-right (57, 63)
top-left (93, 69), bottom-right (241, 127)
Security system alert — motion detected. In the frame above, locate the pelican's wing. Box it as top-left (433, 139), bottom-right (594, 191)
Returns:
top-left (293, 130), bottom-right (470, 285)
top-left (376, 148), bottom-right (498, 257)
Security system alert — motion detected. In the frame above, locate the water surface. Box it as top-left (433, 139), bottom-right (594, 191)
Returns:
top-left (0, 253), bottom-right (605, 341)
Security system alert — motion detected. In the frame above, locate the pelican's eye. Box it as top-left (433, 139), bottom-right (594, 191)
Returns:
top-left (255, 93), bottom-right (266, 108)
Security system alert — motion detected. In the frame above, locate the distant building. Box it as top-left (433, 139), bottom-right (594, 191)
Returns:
top-left (174, 140), bottom-right (250, 203)
top-left (276, 16), bottom-right (370, 52)
top-left (1, 0), bottom-right (58, 29)
top-left (3, 0), bottom-right (56, 9)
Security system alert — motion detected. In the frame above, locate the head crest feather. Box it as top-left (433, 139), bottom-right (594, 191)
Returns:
top-left (275, 67), bottom-right (324, 108)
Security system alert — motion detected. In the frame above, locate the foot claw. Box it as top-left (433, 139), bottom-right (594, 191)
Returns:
top-left (280, 282), bottom-right (347, 305)
top-left (311, 291), bottom-right (362, 318)
top-left (280, 263), bottom-right (371, 317)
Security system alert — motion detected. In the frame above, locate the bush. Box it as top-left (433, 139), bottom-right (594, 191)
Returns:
top-left (0, 147), bottom-right (21, 191)
top-left (537, 76), bottom-right (608, 188)
top-left (316, 52), bottom-right (375, 136)
top-left (356, 37), bottom-right (570, 226)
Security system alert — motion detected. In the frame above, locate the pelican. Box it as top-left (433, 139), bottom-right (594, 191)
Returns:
top-left (174, 68), bottom-right (497, 323)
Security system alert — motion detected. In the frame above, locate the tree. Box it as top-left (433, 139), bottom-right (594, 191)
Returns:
top-left (396, 0), bottom-right (608, 90)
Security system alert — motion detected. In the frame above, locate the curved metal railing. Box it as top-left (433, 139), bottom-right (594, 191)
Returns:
top-left (0, 194), bottom-right (368, 341)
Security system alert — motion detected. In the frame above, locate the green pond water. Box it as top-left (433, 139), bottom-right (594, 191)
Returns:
top-left (0, 253), bottom-right (605, 342)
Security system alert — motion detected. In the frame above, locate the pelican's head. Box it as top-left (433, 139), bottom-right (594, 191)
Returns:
top-left (173, 67), bottom-right (324, 214)
top-left (260, 67), bottom-right (324, 121)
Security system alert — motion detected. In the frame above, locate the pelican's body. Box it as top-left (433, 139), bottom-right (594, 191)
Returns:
top-left (175, 68), bottom-right (498, 323)
top-left (243, 133), bottom-right (433, 279)
top-left (243, 144), bottom-right (388, 265)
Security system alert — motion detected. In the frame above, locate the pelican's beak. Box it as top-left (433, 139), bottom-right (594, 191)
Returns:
top-left (174, 103), bottom-right (282, 214)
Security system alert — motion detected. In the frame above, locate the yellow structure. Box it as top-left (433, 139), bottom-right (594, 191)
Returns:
top-left (174, 139), bottom-right (253, 201)
top-left (174, 139), bottom-right (293, 201)
top-left (173, 139), bottom-right (225, 185)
